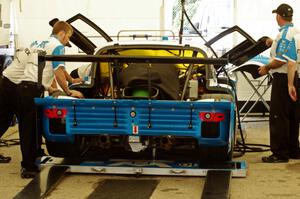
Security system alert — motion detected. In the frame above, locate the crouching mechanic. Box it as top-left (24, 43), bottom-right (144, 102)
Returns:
top-left (0, 21), bottom-right (83, 178)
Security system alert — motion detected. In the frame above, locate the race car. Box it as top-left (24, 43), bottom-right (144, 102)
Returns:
top-left (35, 14), bottom-right (269, 163)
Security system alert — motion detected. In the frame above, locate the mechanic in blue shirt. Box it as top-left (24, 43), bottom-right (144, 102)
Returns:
top-left (0, 21), bottom-right (83, 178)
top-left (258, 3), bottom-right (300, 163)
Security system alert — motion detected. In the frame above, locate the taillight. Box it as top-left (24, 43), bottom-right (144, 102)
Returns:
top-left (199, 112), bottom-right (224, 122)
top-left (44, 108), bottom-right (67, 118)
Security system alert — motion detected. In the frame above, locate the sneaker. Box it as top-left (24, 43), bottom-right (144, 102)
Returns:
top-left (262, 154), bottom-right (289, 163)
top-left (0, 154), bottom-right (11, 163)
top-left (20, 167), bottom-right (39, 179)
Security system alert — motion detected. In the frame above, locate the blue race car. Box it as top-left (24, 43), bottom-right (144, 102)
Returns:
top-left (35, 14), bottom-right (269, 162)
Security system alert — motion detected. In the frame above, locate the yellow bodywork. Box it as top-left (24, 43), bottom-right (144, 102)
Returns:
top-left (98, 49), bottom-right (207, 78)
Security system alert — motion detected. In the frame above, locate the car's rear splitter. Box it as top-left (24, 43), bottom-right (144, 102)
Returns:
top-left (13, 157), bottom-right (246, 199)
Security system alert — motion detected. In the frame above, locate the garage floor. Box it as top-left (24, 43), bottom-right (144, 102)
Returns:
top-left (1, 120), bottom-right (300, 199)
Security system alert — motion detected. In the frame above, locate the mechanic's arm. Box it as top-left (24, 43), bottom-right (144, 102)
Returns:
top-left (266, 38), bottom-right (273, 47)
top-left (47, 86), bottom-right (59, 94)
top-left (55, 67), bottom-right (69, 94)
top-left (63, 69), bottom-right (73, 84)
top-left (285, 37), bottom-right (298, 101)
top-left (46, 79), bottom-right (59, 94)
top-left (287, 61), bottom-right (297, 101)
top-left (51, 79), bottom-right (58, 89)
top-left (55, 67), bottom-right (84, 98)
top-left (63, 69), bottom-right (83, 84)
top-left (258, 59), bottom-right (285, 76)
top-left (259, 37), bottom-right (292, 76)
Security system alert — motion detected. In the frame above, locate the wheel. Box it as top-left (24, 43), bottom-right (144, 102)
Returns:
top-left (198, 145), bottom-right (233, 163)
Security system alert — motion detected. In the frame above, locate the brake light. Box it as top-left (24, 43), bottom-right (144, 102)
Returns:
top-left (44, 108), bottom-right (67, 118)
top-left (199, 112), bottom-right (224, 122)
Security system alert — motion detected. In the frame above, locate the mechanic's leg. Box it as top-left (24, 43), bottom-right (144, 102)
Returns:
top-left (269, 76), bottom-right (290, 159)
top-left (17, 83), bottom-right (43, 174)
top-left (0, 77), bottom-right (15, 137)
top-left (36, 106), bottom-right (46, 157)
top-left (0, 104), bottom-right (14, 163)
top-left (288, 118), bottom-right (299, 153)
top-left (287, 78), bottom-right (300, 156)
top-left (0, 99), bottom-right (14, 137)
top-left (0, 77), bottom-right (17, 163)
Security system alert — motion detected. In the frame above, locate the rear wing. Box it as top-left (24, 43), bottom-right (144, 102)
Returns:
top-left (39, 54), bottom-right (228, 64)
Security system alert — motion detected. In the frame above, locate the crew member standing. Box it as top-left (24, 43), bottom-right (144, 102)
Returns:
top-left (0, 21), bottom-right (83, 178)
top-left (258, 3), bottom-right (300, 163)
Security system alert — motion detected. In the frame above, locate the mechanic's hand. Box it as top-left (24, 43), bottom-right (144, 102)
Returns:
top-left (258, 66), bottom-right (269, 76)
top-left (48, 86), bottom-right (59, 94)
top-left (72, 78), bottom-right (83, 84)
top-left (288, 85), bottom-right (297, 102)
top-left (70, 90), bottom-right (84, 98)
top-left (266, 38), bottom-right (273, 47)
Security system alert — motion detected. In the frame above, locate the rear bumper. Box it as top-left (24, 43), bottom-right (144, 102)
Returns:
top-left (36, 98), bottom-right (235, 147)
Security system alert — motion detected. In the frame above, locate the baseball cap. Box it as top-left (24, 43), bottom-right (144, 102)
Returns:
top-left (272, 3), bottom-right (293, 17)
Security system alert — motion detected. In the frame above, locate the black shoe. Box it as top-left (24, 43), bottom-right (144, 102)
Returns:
top-left (37, 148), bottom-right (47, 157)
top-left (262, 154), bottom-right (289, 163)
top-left (0, 154), bottom-right (11, 163)
top-left (289, 152), bottom-right (300, 159)
top-left (20, 167), bottom-right (39, 179)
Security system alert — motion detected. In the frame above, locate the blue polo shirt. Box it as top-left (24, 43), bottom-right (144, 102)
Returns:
top-left (270, 23), bottom-right (299, 74)
top-left (283, 32), bottom-right (300, 63)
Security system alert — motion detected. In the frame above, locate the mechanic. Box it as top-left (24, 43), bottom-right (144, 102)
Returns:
top-left (51, 68), bottom-right (83, 95)
top-left (258, 3), bottom-right (300, 163)
top-left (0, 20), bottom-right (83, 178)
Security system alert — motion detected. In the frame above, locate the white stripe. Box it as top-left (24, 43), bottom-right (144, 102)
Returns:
top-left (282, 55), bottom-right (296, 63)
top-left (274, 57), bottom-right (287, 62)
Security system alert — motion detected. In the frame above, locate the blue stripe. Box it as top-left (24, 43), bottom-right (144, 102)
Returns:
top-left (284, 38), bottom-right (297, 61)
top-left (275, 26), bottom-right (294, 61)
top-left (52, 45), bottom-right (65, 69)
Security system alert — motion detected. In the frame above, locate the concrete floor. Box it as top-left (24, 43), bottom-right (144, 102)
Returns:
top-left (1, 120), bottom-right (300, 199)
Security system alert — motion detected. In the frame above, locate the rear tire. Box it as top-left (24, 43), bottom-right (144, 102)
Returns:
top-left (198, 146), bottom-right (233, 163)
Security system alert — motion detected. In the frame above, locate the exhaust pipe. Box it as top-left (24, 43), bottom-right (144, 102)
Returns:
top-left (98, 135), bottom-right (111, 149)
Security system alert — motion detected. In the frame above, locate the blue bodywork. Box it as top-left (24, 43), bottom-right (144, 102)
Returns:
top-left (250, 55), bottom-right (269, 65)
top-left (34, 15), bottom-right (272, 163)
top-left (35, 98), bottom-right (235, 149)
